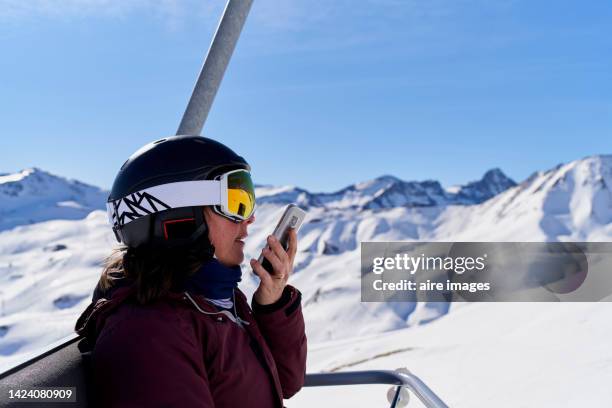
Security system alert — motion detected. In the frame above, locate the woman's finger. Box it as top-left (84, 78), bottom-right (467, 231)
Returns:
top-left (262, 247), bottom-right (285, 278)
top-left (287, 228), bottom-right (298, 261)
top-left (250, 258), bottom-right (273, 285)
top-left (268, 235), bottom-right (289, 264)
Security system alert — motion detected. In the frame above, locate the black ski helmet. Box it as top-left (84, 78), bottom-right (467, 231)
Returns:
top-left (107, 135), bottom-right (250, 249)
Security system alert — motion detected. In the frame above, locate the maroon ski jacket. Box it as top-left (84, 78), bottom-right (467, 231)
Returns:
top-left (75, 283), bottom-right (307, 408)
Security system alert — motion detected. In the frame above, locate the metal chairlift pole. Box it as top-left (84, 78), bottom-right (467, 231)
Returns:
top-left (176, 0), bottom-right (253, 136)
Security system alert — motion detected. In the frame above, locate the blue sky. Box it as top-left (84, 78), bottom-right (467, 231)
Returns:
top-left (1, 0), bottom-right (610, 192)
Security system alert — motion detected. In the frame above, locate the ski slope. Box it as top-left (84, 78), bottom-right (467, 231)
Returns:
top-left (289, 301), bottom-right (612, 407)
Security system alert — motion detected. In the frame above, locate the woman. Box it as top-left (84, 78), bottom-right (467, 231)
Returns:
top-left (75, 136), bottom-right (307, 407)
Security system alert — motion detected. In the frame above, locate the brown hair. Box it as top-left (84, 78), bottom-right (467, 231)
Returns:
top-left (99, 237), bottom-right (211, 304)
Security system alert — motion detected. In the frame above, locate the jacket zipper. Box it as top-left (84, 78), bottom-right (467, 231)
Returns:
top-left (183, 291), bottom-right (250, 329)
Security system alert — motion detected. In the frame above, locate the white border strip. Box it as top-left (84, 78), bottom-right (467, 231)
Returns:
top-left (107, 180), bottom-right (222, 226)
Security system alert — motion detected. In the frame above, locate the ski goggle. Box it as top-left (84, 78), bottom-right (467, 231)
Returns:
top-left (213, 168), bottom-right (256, 222)
top-left (106, 168), bottom-right (256, 228)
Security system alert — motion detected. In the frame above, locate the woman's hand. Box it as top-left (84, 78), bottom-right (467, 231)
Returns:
top-left (250, 228), bottom-right (298, 305)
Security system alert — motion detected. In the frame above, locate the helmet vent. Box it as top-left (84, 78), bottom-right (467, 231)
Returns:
top-left (153, 138), bottom-right (167, 145)
top-left (163, 218), bottom-right (197, 240)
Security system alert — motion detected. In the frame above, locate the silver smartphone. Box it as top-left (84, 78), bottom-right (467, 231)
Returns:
top-left (258, 204), bottom-right (306, 272)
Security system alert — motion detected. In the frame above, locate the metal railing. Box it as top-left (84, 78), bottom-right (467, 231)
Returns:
top-left (304, 370), bottom-right (449, 408)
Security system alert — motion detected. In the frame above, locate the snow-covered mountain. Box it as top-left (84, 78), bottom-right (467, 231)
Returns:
top-left (0, 166), bottom-right (511, 233)
top-left (0, 164), bottom-right (514, 236)
top-left (433, 155), bottom-right (612, 241)
top-left (452, 167), bottom-right (517, 204)
top-left (0, 155), bottom-right (611, 406)
top-left (256, 167), bottom-right (516, 210)
top-left (0, 168), bottom-right (107, 231)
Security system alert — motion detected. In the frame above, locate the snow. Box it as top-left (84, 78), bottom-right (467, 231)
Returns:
top-left (0, 168), bottom-right (107, 231)
top-left (0, 155), bottom-right (611, 405)
top-left (445, 185), bottom-right (461, 194)
top-left (0, 169), bottom-right (35, 184)
top-left (289, 302), bottom-right (612, 407)
top-left (255, 185), bottom-right (299, 197)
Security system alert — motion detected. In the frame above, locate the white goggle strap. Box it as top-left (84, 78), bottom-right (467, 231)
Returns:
top-left (106, 180), bottom-right (222, 227)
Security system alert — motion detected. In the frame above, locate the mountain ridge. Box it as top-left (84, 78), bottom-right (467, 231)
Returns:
top-left (1, 165), bottom-right (516, 231)
top-left (0, 167), bottom-right (107, 231)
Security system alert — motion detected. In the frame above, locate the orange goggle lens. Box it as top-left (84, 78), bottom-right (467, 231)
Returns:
top-left (227, 170), bottom-right (255, 219)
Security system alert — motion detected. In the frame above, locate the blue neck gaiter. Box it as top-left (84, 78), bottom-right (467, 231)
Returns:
top-left (183, 259), bottom-right (242, 299)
